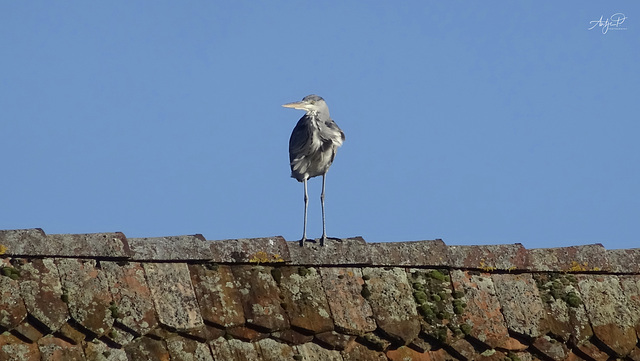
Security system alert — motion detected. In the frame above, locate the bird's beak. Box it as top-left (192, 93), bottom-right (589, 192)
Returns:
top-left (282, 101), bottom-right (308, 110)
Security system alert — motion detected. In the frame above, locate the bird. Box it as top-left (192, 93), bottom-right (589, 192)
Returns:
top-left (282, 94), bottom-right (345, 246)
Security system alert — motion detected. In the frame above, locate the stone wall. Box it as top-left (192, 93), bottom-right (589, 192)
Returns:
top-left (1, 228), bottom-right (639, 361)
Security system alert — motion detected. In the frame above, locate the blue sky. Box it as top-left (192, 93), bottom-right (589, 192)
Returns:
top-left (1, 2), bottom-right (638, 249)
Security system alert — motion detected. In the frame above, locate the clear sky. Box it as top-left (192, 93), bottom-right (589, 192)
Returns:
top-left (1, 2), bottom-right (638, 249)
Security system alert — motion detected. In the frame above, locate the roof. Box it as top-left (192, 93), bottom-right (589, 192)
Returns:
top-left (1, 228), bottom-right (639, 361)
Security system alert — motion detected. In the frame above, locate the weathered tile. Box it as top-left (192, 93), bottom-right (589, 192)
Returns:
top-left (13, 320), bottom-right (45, 342)
top-left (607, 249), bottom-right (640, 273)
top-left (102, 261), bottom-right (158, 336)
top-left (46, 233), bottom-right (129, 258)
top-left (16, 258), bottom-right (69, 332)
top-left (56, 258), bottom-right (114, 337)
top-left (618, 275), bottom-right (640, 335)
top-left (447, 244), bottom-right (528, 271)
top-left (314, 331), bottom-right (356, 351)
top-left (531, 335), bottom-right (569, 361)
top-left (129, 234), bottom-right (213, 261)
top-left (124, 336), bottom-right (170, 361)
top-left (368, 240), bottom-right (449, 266)
top-left (187, 264), bottom-right (245, 328)
top-left (491, 273), bottom-right (546, 337)
top-left (362, 267), bottom-right (420, 344)
top-left (575, 341), bottom-right (611, 361)
top-left (448, 337), bottom-right (477, 361)
top-left (532, 273), bottom-right (592, 343)
top-left (231, 265), bottom-right (289, 332)
top-left (144, 262), bottom-right (204, 330)
top-left (166, 335), bottom-right (214, 361)
top-left (288, 237), bottom-right (371, 265)
top-left (320, 267), bottom-right (376, 335)
top-left (0, 265), bottom-right (28, 330)
top-left (255, 337), bottom-right (295, 361)
top-left (342, 342), bottom-right (387, 361)
top-left (450, 270), bottom-right (510, 348)
top-left (84, 340), bottom-right (128, 361)
top-left (0, 332), bottom-right (40, 361)
top-left (407, 269), bottom-right (458, 341)
top-left (226, 325), bottom-right (269, 342)
top-left (387, 346), bottom-right (431, 361)
top-left (210, 236), bottom-right (290, 263)
top-left (0, 228), bottom-right (47, 256)
top-left (295, 342), bottom-right (344, 361)
top-left (272, 328), bottom-right (314, 345)
top-left (209, 337), bottom-right (260, 361)
top-left (37, 336), bottom-right (84, 361)
top-left (528, 244), bottom-right (609, 272)
top-left (278, 266), bottom-right (333, 334)
top-left (577, 274), bottom-right (636, 356)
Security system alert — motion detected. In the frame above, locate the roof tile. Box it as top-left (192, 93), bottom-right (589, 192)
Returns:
top-left (56, 258), bottom-right (114, 337)
top-left (231, 265), bottom-right (289, 332)
top-left (277, 266), bottom-right (334, 334)
top-left (368, 239), bottom-right (449, 266)
top-left (0, 262), bottom-right (28, 330)
top-left (255, 337), bottom-right (295, 361)
top-left (15, 258), bottom-right (69, 333)
top-left (0, 332), bottom-right (40, 361)
top-left (128, 234), bottom-right (212, 261)
top-left (124, 336), bottom-right (170, 361)
top-left (528, 244), bottom-right (609, 272)
top-left (210, 236), bottom-right (290, 264)
top-left (320, 267), bottom-right (376, 335)
top-left (37, 336), bottom-right (84, 361)
top-left (187, 264), bottom-right (245, 328)
top-left (287, 237), bottom-right (371, 265)
top-left (607, 248), bottom-right (640, 273)
top-left (362, 267), bottom-right (420, 345)
top-left (143, 262), bottom-right (203, 331)
top-left (294, 341), bottom-right (344, 361)
top-left (577, 274), bottom-right (637, 356)
top-left (166, 335), bottom-right (214, 361)
top-left (492, 273), bottom-right (547, 337)
top-left (447, 243), bottom-right (528, 271)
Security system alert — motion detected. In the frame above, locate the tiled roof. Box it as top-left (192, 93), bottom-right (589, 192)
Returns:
top-left (1, 228), bottom-right (639, 361)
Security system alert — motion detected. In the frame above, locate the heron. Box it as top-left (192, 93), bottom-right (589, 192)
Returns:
top-left (283, 94), bottom-right (345, 246)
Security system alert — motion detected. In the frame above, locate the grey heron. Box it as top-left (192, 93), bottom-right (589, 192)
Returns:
top-left (283, 95), bottom-right (345, 246)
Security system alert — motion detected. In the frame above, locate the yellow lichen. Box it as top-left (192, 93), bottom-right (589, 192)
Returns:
top-left (568, 261), bottom-right (588, 272)
top-left (0, 244), bottom-right (6, 255)
top-left (248, 251), bottom-right (285, 264)
top-left (478, 260), bottom-right (496, 272)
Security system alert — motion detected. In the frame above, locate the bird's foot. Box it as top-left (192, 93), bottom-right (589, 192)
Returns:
top-left (299, 237), bottom-right (307, 247)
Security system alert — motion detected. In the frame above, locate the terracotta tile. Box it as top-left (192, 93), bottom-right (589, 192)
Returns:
top-left (209, 337), bottom-right (260, 361)
top-left (287, 237), bottom-right (371, 265)
top-left (0, 228), bottom-right (47, 256)
top-left (492, 273), bottom-right (546, 337)
top-left (387, 346), bottom-right (432, 361)
top-left (362, 267), bottom-right (420, 345)
top-left (166, 335), bottom-right (214, 361)
top-left (315, 331), bottom-right (356, 351)
top-left (16, 258), bottom-right (69, 333)
top-left (102, 261), bottom-right (158, 337)
top-left (577, 274), bottom-right (636, 357)
top-left (124, 336), bottom-right (170, 361)
top-left (294, 341), bottom-right (344, 361)
top-left (575, 341), bottom-right (610, 361)
top-left (320, 267), bottom-right (376, 335)
top-left (447, 244), bottom-right (528, 271)
top-left (618, 275), bottom-right (640, 335)
top-left (450, 270), bottom-right (510, 348)
top-left (144, 262), bottom-right (204, 330)
top-left (56, 258), bottom-right (114, 337)
top-left (188, 264), bottom-right (245, 328)
top-left (532, 273), bottom-right (592, 343)
top-left (255, 337), bottom-right (295, 361)
top-left (531, 336), bottom-right (569, 361)
top-left (0, 332), bottom-right (40, 361)
top-left (40, 232), bottom-right (129, 258)
top-left (278, 266), bottom-right (333, 334)
top-left (369, 240), bottom-right (449, 267)
top-left (210, 236), bottom-right (290, 263)
top-left (129, 234), bottom-right (213, 261)
top-left (528, 244), bottom-right (609, 272)
top-left (0, 267), bottom-right (28, 330)
top-left (272, 328), bottom-right (314, 345)
top-left (13, 320), bottom-right (45, 342)
top-left (226, 325), bottom-right (269, 342)
top-left (607, 249), bottom-right (640, 273)
top-left (37, 336), bottom-right (84, 361)
top-left (341, 342), bottom-right (387, 361)
top-left (84, 340), bottom-right (128, 361)
top-left (231, 265), bottom-right (289, 332)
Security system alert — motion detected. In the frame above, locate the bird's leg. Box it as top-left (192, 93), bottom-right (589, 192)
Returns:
top-left (320, 173), bottom-right (327, 246)
top-left (301, 179), bottom-right (308, 247)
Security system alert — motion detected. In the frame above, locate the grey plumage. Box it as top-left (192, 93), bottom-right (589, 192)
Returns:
top-left (283, 94), bottom-right (345, 246)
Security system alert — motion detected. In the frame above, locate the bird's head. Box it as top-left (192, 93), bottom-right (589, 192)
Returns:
top-left (282, 94), bottom-right (329, 116)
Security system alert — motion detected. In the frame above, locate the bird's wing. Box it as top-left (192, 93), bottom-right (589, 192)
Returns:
top-left (289, 117), bottom-right (311, 163)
